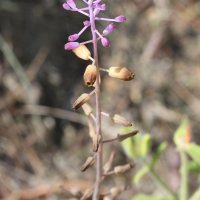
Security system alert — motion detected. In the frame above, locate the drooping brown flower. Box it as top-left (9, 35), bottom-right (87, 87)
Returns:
top-left (108, 67), bottom-right (135, 81)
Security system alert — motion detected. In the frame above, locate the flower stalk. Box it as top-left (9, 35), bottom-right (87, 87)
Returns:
top-left (63, 0), bottom-right (136, 199)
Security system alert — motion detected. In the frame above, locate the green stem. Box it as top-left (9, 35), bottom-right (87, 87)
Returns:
top-left (180, 151), bottom-right (188, 200)
top-left (143, 159), bottom-right (178, 200)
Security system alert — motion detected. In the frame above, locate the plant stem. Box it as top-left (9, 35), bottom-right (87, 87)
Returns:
top-left (89, 1), bottom-right (102, 200)
top-left (180, 151), bottom-right (188, 200)
top-left (143, 159), bottom-right (178, 200)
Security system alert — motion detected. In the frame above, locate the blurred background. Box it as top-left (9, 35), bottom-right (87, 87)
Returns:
top-left (0, 0), bottom-right (200, 199)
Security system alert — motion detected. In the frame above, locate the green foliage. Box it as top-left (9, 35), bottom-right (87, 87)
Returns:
top-left (187, 161), bottom-right (200, 174)
top-left (121, 126), bottom-right (151, 159)
top-left (133, 166), bottom-right (148, 185)
top-left (132, 194), bottom-right (169, 200)
top-left (173, 117), bottom-right (189, 150)
top-left (185, 144), bottom-right (200, 166)
top-left (150, 141), bottom-right (168, 169)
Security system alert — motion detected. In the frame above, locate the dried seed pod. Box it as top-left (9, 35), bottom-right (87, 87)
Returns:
top-left (108, 67), bottom-right (135, 81)
top-left (72, 44), bottom-right (91, 60)
top-left (103, 151), bottom-right (116, 172)
top-left (82, 103), bottom-right (93, 116)
top-left (117, 130), bottom-right (138, 142)
top-left (111, 114), bottom-right (132, 127)
top-left (87, 117), bottom-right (96, 138)
top-left (92, 74), bottom-right (101, 87)
top-left (80, 189), bottom-right (93, 200)
top-left (84, 65), bottom-right (97, 87)
top-left (114, 163), bottom-right (135, 174)
top-left (93, 134), bottom-right (101, 152)
top-left (81, 157), bottom-right (95, 172)
top-left (72, 93), bottom-right (90, 111)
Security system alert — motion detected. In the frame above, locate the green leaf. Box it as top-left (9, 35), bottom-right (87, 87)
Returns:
top-left (141, 134), bottom-right (151, 157)
top-left (150, 142), bottom-right (168, 169)
top-left (173, 117), bottom-right (190, 149)
top-left (133, 166), bottom-right (148, 185)
top-left (121, 135), bottom-right (136, 158)
top-left (132, 194), bottom-right (167, 200)
top-left (188, 161), bottom-right (200, 174)
top-left (185, 143), bottom-right (200, 166)
top-left (189, 187), bottom-right (200, 200)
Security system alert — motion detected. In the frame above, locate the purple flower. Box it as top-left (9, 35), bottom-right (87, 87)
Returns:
top-left (65, 42), bottom-right (79, 50)
top-left (103, 23), bottom-right (115, 36)
top-left (67, 0), bottom-right (76, 8)
top-left (83, 20), bottom-right (91, 26)
top-left (68, 34), bottom-right (79, 42)
top-left (115, 15), bottom-right (126, 22)
top-left (94, 8), bottom-right (100, 16)
top-left (63, 3), bottom-right (70, 10)
top-left (101, 38), bottom-right (110, 48)
top-left (95, 3), bottom-right (106, 10)
top-left (100, 4), bottom-right (106, 10)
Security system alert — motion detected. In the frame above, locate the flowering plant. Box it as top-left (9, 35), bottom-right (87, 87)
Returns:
top-left (63, 0), bottom-right (136, 199)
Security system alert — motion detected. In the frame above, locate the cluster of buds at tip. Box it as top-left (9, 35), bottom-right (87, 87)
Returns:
top-left (111, 114), bottom-right (132, 127)
top-left (114, 163), bottom-right (135, 174)
top-left (108, 67), bottom-right (135, 81)
top-left (72, 93), bottom-right (90, 110)
top-left (72, 44), bottom-right (91, 60)
top-left (84, 65), bottom-right (97, 86)
top-left (81, 157), bottom-right (95, 172)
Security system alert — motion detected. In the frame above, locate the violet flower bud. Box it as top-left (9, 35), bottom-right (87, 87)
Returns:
top-left (101, 38), bottom-right (110, 48)
top-left (103, 23), bottom-right (115, 36)
top-left (100, 4), bottom-right (106, 10)
top-left (115, 15), bottom-right (126, 22)
top-left (83, 20), bottom-right (91, 26)
top-left (95, 3), bottom-right (106, 10)
top-left (67, 0), bottom-right (76, 8)
top-left (68, 34), bottom-right (79, 42)
top-left (63, 3), bottom-right (70, 10)
top-left (94, 8), bottom-right (100, 16)
top-left (65, 42), bottom-right (79, 50)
